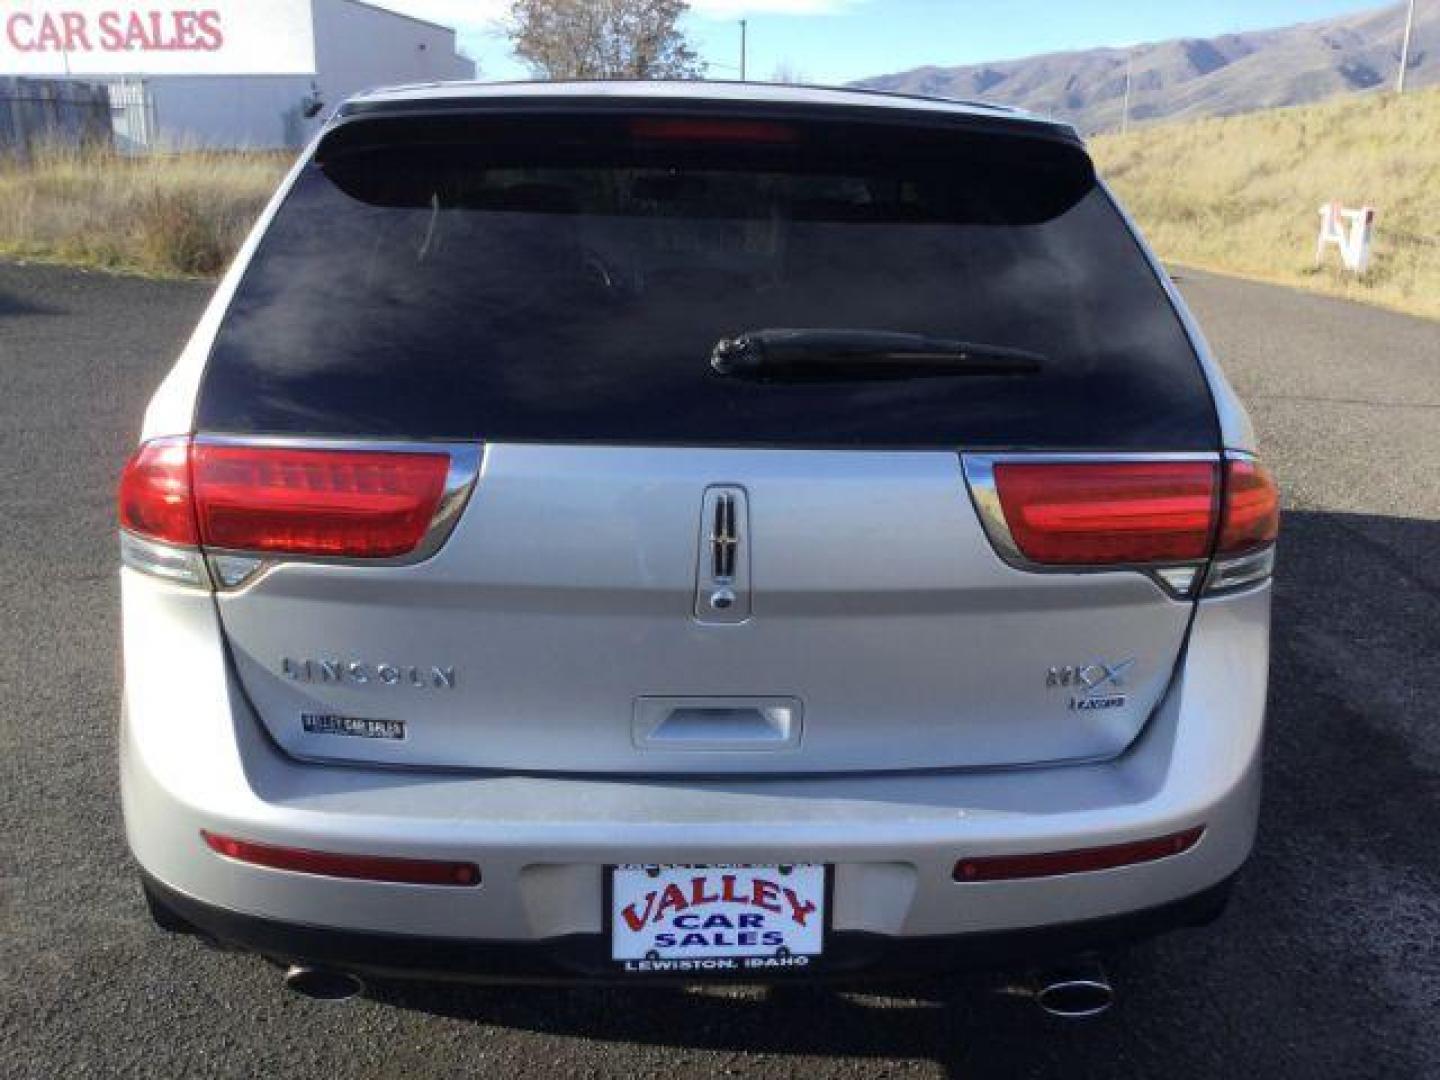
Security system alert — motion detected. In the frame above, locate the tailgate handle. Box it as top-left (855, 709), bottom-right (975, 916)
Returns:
top-left (633, 697), bottom-right (802, 752)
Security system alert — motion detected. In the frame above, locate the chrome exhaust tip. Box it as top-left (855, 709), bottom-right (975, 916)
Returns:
top-left (1034, 960), bottom-right (1114, 1019)
top-left (282, 964), bottom-right (365, 1002)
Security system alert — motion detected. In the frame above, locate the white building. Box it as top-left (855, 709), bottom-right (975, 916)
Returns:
top-left (1, 0), bottom-right (473, 149)
top-left (118, 0), bottom-right (473, 149)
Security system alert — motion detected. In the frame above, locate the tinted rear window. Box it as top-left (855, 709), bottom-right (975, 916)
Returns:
top-left (198, 113), bottom-right (1217, 449)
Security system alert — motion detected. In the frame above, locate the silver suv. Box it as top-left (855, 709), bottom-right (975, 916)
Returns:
top-left (119, 82), bottom-right (1277, 1008)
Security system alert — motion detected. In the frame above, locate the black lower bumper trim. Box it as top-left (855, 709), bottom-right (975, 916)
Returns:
top-left (140, 881), bottom-right (1232, 990)
top-left (142, 872), bottom-right (1236, 985)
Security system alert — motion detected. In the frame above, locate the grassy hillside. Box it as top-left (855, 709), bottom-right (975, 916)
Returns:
top-left (1093, 86), bottom-right (1440, 320)
top-left (0, 145), bottom-right (286, 277)
top-left (858, 2), bottom-right (1439, 136)
top-left (3, 89), bottom-right (1437, 321)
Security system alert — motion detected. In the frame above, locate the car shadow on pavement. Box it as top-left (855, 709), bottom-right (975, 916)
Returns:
top-left (363, 968), bottom-right (1136, 1075)
top-left (345, 510), bottom-right (1440, 1078)
top-left (0, 286), bottom-right (60, 318)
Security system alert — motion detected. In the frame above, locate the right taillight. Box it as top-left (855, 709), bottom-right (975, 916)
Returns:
top-left (992, 460), bottom-right (1218, 565)
top-left (1217, 458), bottom-right (1280, 554)
top-left (973, 453), bottom-right (1278, 596)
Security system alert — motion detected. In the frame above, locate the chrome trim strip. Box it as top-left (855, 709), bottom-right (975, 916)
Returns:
top-left (961, 454), bottom-right (1024, 564)
top-left (191, 436), bottom-right (483, 588)
top-left (960, 451), bottom-right (1222, 600)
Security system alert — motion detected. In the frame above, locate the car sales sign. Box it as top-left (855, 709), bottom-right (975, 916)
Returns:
top-left (1, 0), bottom-right (315, 76)
top-left (611, 864), bottom-right (825, 973)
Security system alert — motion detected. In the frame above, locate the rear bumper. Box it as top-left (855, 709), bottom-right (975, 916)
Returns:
top-left (144, 870), bottom-right (1237, 983)
top-left (120, 569), bottom-right (1269, 972)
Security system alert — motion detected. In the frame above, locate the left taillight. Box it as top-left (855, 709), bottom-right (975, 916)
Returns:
top-left (118, 436), bottom-right (199, 546)
top-left (119, 438), bottom-right (467, 587)
top-left (119, 436), bottom-right (210, 587)
top-left (189, 443), bottom-right (451, 558)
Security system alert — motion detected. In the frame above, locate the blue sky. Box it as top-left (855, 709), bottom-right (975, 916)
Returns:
top-left (382, 1), bottom-right (1395, 84)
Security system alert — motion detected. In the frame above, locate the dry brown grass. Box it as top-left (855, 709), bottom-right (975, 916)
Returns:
top-left (1093, 85), bottom-right (1440, 321)
top-left (0, 144), bottom-right (288, 278)
top-left (4, 89), bottom-right (1439, 314)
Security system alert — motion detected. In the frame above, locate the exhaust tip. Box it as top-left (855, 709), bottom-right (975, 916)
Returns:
top-left (283, 964), bottom-right (365, 1002)
top-left (1036, 976), bottom-right (1114, 1019)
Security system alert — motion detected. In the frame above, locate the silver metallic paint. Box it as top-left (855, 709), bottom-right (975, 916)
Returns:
top-left (121, 569), bottom-right (1268, 940)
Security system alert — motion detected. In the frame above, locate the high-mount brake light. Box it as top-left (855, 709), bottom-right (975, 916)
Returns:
top-left (190, 444), bottom-right (451, 558)
top-left (1218, 458), bottom-right (1280, 554)
top-left (629, 117), bottom-right (797, 144)
top-left (992, 461), bottom-right (1218, 565)
top-left (202, 831), bottom-right (480, 886)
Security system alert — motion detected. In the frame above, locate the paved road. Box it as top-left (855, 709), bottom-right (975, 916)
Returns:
top-left (1, 261), bottom-right (1436, 1079)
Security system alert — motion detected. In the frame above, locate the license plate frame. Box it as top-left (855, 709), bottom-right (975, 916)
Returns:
top-left (605, 863), bottom-right (831, 975)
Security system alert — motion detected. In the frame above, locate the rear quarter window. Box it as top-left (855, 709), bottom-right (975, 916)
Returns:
top-left (196, 111), bottom-right (1217, 450)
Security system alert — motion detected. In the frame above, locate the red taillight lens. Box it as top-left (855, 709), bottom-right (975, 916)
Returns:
top-left (202, 831), bottom-right (480, 886)
top-left (191, 444), bottom-right (450, 558)
top-left (118, 436), bottom-right (198, 545)
top-left (954, 827), bottom-right (1204, 882)
top-left (629, 117), bottom-right (797, 143)
top-left (1218, 458), bottom-right (1279, 554)
top-left (993, 461), bottom-right (1217, 565)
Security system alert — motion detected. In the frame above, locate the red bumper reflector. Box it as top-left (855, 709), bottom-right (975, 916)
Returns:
top-left (993, 461), bottom-right (1217, 565)
top-left (191, 444), bottom-right (450, 558)
top-left (202, 831), bottom-right (480, 887)
top-left (953, 827), bottom-right (1204, 882)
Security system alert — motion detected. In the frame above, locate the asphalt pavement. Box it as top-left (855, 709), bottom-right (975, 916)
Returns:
top-left (0, 260), bottom-right (1436, 1079)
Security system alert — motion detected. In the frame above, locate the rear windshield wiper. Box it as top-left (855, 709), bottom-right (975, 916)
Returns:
top-left (710, 329), bottom-right (1044, 381)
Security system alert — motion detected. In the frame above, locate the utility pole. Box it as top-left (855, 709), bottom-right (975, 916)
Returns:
top-left (1121, 49), bottom-right (1133, 133)
top-left (1397, 0), bottom-right (1416, 93)
top-left (739, 19), bottom-right (748, 82)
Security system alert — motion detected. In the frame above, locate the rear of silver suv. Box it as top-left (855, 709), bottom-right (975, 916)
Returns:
top-left (119, 82), bottom-right (1277, 992)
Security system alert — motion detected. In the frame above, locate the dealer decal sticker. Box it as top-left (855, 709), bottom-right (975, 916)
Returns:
top-left (300, 713), bottom-right (406, 740)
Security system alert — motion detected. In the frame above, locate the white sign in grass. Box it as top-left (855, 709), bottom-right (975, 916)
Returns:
top-left (0, 0), bottom-right (315, 76)
top-left (1316, 201), bottom-right (1376, 274)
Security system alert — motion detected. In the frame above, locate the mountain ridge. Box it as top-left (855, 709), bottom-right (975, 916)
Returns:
top-left (852, 3), bottom-right (1439, 132)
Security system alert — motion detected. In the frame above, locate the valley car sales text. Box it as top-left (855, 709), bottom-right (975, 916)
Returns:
top-left (6, 7), bottom-right (224, 54)
top-left (616, 870), bottom-right (820, 971)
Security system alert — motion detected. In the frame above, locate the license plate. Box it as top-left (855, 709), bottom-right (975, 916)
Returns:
top-left (609, 864), bottom-right (826, 974)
